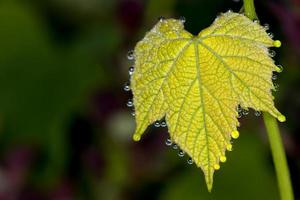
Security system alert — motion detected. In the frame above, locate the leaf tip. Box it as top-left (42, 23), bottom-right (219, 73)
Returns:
top-left (231, 130), bottom-right (239, 139)
top-left (226, 144), bottom-right (233, 151)
top-left (206, 181), bottom-right (213, 192)
top-left (220, 155), bottom-right (227, 163)
top-left (133, 134), bottom-right (141, 141)
top-left (214, 164), bottom-right (220, 170)
top-left (277, 114), bottom-right (286, 122)
top-left (204, 170), bottom-right (214, 192)
top-left (275, 65), bottom-right (283, 73)
top-left (273, 40), bottom-right (281, 48)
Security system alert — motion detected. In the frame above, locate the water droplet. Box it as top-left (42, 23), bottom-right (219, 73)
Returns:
top-left (226, 144), bottom-right (233, 151)
top-left (127, 50), bottom-right (134, 60)
top-left (254, 111), bottom-right (261, 117)
top-left (179, 16), bottom-right (186, 23)
top-left (263, 24), bottom-right (270, 30)
top-left (165, 138), bottom-right (172, 146)
top-left (128, 66), bottom-right (134, 76)
top-left (161, 121), bottom-right (167, 127)
top-left (238, 112), bottom-right (242, 118)
top-left (242, 109), bottom-right (249, 116)
top-left (131, 111), bottom-right (135, 116)
top-left (272, 74), bottom-right (277, 80)
top-left (123, 82), bottom-right (130, 92)
top-left (231, 130), bottom-right (239, 139)
top-left (154, 121), bottom-right (160, 127)
top-left (253, 19), bottom-right (260, 24)
top-left (220, 156), bottom-right (227, 163)
top-left (158, 16), bottom-right (165, 22)
top-left (214, 164), bottom-right (220, 170)
top-left (172, 143), bottom-right (178, 150)
top-left (126, 99), bottom-right (133, 107)
top-left (237, 105), bottom-right (242, 112)
top-left (269, 50), bottom-right (276, 57)
top-left (178, 150), bottom-right (185, 157)
top-left (187, 158), bottom-right (193, 165)
top-left (228, 9), bottom-right (233, 13)
top-left (268, 32), bottom-right (274, 39)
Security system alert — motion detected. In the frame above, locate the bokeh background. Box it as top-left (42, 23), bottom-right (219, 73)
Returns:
top-left (0, 0), bottom-right (299, 199)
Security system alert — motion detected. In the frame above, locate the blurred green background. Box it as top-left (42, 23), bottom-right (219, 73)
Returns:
top-left (0, 0), bottom-right (299, 199)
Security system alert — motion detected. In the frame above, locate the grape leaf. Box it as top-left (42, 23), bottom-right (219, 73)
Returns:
top-left (130, 11), bottom-right (285, 191)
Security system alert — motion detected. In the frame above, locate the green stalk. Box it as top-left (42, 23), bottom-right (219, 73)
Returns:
top-left (263, 113), bottom-right (294, 200)
top-left (243, 0), bottom-right (257, 20)
top-left (243, 0), bottom-right (294, 199)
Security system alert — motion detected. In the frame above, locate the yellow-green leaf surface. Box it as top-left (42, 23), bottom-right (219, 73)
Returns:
top-left (130, 11), bottom-right (285, 191)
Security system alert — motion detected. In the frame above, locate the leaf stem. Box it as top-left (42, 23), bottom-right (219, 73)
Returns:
top-left (243, 0), bottom-right (257, 20)
top-left (263, 113), bottom-right (294, 200)
top-left (243, 1), bottom-right (294, 199)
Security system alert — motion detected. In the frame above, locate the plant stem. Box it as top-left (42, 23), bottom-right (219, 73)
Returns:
top-left (243, 0), bottom-right (257, 20)
top-left (263, 113), bottom-right (294, 200)
top-left (243, 1), bottom-right (294, 199)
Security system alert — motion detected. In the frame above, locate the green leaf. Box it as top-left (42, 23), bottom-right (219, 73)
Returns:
top-left (130, 11), bottom-right (284, 190)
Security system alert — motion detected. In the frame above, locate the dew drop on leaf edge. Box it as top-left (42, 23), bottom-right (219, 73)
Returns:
top-left (242, 109), bottom-right (249, 116)
top-left (237, 105), bottom-right (242, 112)
top-left (165, 138), bottom-right (172, 146)
top-left (269, 50), bottom-right (276, 57)
top-left (128, 66), bottom-right (134, 76)
top-left (158, 16), bottom-right (165, 22)
top-left (264, 23), bottom-right (270, 30)
top-left (179, 16), bottom-right (186, 23)
top-left (161, 121), bottom-right (167, 127)
top-left (187, 158), bottom-right (194, 165)
top-left (237, 112), bottom-right (242, 118)
top-left (254, 111), bottom-right (261, 117)
top-left (154, 121), bottom-right (160, 127)
top-left (127, 50), bottom-right (134, 60)
top-left (178, 150), bottom-right (185, 157)
top-left (123, 82), bottom-right (130, 92)
top-left (268, 32), bottom-right (274, 39)
top-left (253, 19), bottom-right (259, 24)
top-left (172, 143), bottom-right (178, 150)
top-left (127, 99), bottom-right (133, 107)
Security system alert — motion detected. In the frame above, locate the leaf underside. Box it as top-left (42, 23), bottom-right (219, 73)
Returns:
top-left (130, 11), bottom-right (284, 191)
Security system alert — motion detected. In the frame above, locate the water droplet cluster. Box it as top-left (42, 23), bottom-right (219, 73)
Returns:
top-left (250, 22), bottom-right (284, 96)
top-left (164, 138), bottom-right (194, 165)
top-left (237, 105), bottom-right (249, 119)
top-left (124, 50), bottom-right (136, 121)
top-left (237, 105), bottom-right (263, 118)
top-left (153, 120), bottom-right (168, 128)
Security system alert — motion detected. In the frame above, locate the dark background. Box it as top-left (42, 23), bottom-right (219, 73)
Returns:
top-left (0, 0), bottom-right (299, 199)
